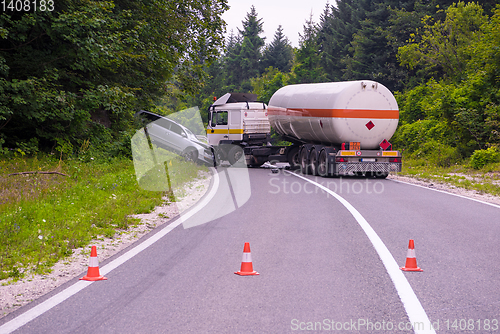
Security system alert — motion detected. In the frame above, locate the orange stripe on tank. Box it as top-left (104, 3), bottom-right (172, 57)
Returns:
top-left (268, 107), bottom-right (399, 119)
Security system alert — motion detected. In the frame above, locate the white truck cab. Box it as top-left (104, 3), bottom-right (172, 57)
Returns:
top-left (207, 93), bottom-right (270, 146)
top-left (207, 93), bottom-right (272, 165)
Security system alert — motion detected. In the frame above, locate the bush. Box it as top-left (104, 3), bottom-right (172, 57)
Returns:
top-left (412, 140), bottom-right (462, 167)
top-left (0, 138), bottom-right (9, 155)
top-left (469, 147), bottom-right (500, 169)
top-left (392, 120), bottom-right (452, 153)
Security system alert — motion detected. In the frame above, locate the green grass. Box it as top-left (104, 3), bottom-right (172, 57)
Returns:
top-left (399, 156), bottom-right (500, 196)
top-left (0, 153), bottom-right (207, 281)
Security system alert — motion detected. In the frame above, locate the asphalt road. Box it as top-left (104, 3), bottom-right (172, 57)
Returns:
top-left (2, 167), bottom-right (500, 333)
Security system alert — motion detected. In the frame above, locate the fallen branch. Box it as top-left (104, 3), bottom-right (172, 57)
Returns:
top-left (7, 171), bottom-right (69, 177)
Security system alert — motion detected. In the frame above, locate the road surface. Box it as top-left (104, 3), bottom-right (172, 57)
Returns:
top-left (1, 168), bottom-right (500, 333)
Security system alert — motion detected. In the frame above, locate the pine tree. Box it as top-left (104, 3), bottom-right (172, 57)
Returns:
top-left (292, 14), bottom-right (327, 83)
top-left (237, 6), bottom-right (266, 84)
top-left (317, 1), bottom-right (359, 82)
top-left (261, 25), bottom-right (294, 73)
top-left (345, 2), bottom-right (394, 85)
top-left (224, 30), bottom-right (244, 90)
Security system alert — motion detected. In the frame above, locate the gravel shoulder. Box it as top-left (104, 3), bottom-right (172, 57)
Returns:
top-left (388, 174), bottom-right (500, 206)
top-left (0, 169), bottom-right (212, 319)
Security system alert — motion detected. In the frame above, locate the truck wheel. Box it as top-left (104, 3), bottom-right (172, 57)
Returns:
top-left (287, 146), bottom-right (300, 170)
top-left (317, 149), bottom-right (328, 176)
top-left (300, 147), bottom-right (310, 174)
top-left (375, 173), bottom-right (389, 179)
top-left (309, 148), bottom-right (318, 176)
top-left (228, 145), bottom-right (245, 166)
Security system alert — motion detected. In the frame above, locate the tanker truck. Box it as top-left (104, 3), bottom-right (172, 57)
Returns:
top-left (206, 80), bottom-right (402, 178)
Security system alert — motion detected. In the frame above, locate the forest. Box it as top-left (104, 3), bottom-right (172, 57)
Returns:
top-left (1, 0), bottom-right (500, 167)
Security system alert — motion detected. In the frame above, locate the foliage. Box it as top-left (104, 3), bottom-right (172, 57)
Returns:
top-left (316, 2), bottom-right (356, 82)
top-left (470, 147), bottom-right (500, 169)
top-left (251, 67), bottom-right (291, 104)
top-left (346, 2), bottom-right (395, 87)
top-left (0, 0), bottom-right (228, 154)
top-left (2, 0), bottom-right (500, 168)
top-left (222, 31), bottom-right (244, 92)
top-left (413, 139), bottom-right (462, 167)
top-left (393, 4), bottom-right (500, 160)
top-left (392, 119), bottom-right (448, 152)
top-left (398, 2), bottom-right (487, 83)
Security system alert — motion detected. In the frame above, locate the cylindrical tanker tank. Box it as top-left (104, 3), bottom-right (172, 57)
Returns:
top-left (268, 81), bottom-right (399, 149)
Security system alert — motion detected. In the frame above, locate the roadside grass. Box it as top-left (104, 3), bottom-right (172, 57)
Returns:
top-left (399, 156), bottom-right (500, 196)
top-left (0, 153), bottom-right (207, 281)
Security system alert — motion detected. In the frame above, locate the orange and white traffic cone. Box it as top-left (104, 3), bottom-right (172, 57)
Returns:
top-left (234, 242), bottom-right (259, 276)
top-left (400, 239), bottom-right (423, 272)
top-left (80, 245), bottom-right (107, 281)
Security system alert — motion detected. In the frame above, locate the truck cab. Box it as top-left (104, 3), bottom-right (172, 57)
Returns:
top-left (207, 93), bottom-right (272, 165)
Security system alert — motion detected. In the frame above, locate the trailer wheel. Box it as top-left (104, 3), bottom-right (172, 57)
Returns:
top-left (309, 148), bottom-right (318, 176)
top-left (228, 145), bottom-right (245, 166)
top-left (286, 146), bottom-right (300, 170)
top-left (300, 147), bottom-right (310, 174)
top-left (317, 149), bottom-right (328, 176)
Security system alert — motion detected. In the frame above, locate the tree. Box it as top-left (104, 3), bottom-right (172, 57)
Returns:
top-left (292, 14), bottom-right (327, 84)
top-left (0, 0), bottom-right (228, 153)
top-left (261, 25), bottom-right (294, 73)
top-left (251, 67), bottom-right (290, 104)
top-left (397, 2), bottom-right (488, 83)
top-left (317, 0), bottom-right (359, 81)
top-left (394, 3), bottom-right (500, 157)
top-left (223, 30), bottom-right (244, 90)
top-left (345, 0), bottom-right (401, 88)
top-left (237, 6), bottom-right (265, 84)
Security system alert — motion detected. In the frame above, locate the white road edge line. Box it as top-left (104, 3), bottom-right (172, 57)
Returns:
top-left (0, 167), bottom-right (220, 334)
top-left (390, 179), bottom-right (500, 209)
top-left (286, 172), bottom-right (436, 334)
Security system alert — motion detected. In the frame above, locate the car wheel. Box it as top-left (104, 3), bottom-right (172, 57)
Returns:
top-left (182, 148), bottom-right (198, 162)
